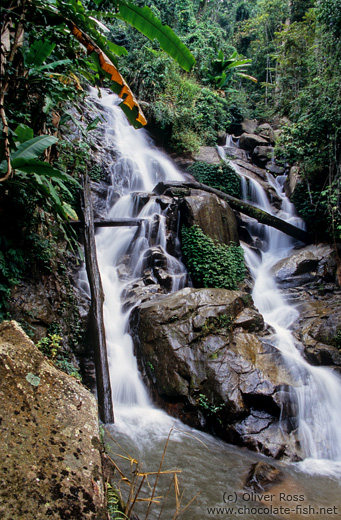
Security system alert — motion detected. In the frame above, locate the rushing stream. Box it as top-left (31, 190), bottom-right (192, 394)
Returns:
top-left (83, 90), bottom-right (340, 518)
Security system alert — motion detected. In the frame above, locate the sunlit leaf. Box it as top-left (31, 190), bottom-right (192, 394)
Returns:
top-left (11, 135), bottom-right (58, 161)
top-left (62, 202), bottom-right (78, 220)
top-left (115, 1), bottom-right (195, 72)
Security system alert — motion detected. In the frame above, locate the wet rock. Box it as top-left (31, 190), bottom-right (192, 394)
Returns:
top-left (251, 145), bottom-right (274, 167)
top-left (130, 288), bottom-right (297, 458)
top-left (217, 130), bottom-right (227, 145)
top-left (0, 321), bottom-right (106, 520)
top-left (256, 123), bottom-right (275, 145)
top-left (241, 119), bottom-right (258, 135)
top-left (180, 189), bottom-right (239, 245)
top-left (121, 281), bottom-right (163, 312)
top-left (224, 146), bottom-right (248, 161)
top-left (244, 461), bottom-right (283, 492)
top-left (193, 146), bottom-right (222, 164)
top-left (239, 133), bottom-right (269, 152)
top-left (291, 294), bottom-right (341, 368)
top-left (265, 162), bottom-right (286, 175)
top-left (91, 180), bottom-right (109, 219)
top-left (284, 165), bottom-right (301, 198)
top-left (272, 244), bottom-right (336, 288)
top-left (235, 414), bottom-right (292, 459)
top-left (234, 159), bottom-right (267, 181)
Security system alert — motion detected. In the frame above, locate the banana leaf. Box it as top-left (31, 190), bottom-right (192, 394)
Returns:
top-left (115, 1), bottom-right (195, 72)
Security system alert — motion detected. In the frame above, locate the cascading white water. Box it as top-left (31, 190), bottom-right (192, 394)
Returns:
top-left (88, 89), bottom-right (188, 437)
top-left (77, 97), bottom-right (341, 517)
top-left (224, 152), bottom-right (341, 475)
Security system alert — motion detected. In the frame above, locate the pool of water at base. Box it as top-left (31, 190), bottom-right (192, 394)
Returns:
top-left (103, 406), bottom-right (341, 520)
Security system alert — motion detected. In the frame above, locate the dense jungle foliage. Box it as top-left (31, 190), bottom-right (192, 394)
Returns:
top-left (0, 0), bottom-right (340, 324)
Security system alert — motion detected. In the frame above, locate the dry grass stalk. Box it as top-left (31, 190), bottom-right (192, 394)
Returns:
top-left (104, 427), bottom-right (200, 519)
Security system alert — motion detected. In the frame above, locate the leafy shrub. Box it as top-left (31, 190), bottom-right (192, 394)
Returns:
top-left (187, 161), bottom-right (241, 198)
top-left (291, 182), bottom-right (331, 239)
top-left (197, 393), bottom-right (225, 417)
top-left (0, 237), bottom-right (25, 321)
top-left (181, 225), bottom-right (245, 289)
top-left (37, 333), bottom-right (82, 380)
top-left (151, 70), bottom-right (233, 153)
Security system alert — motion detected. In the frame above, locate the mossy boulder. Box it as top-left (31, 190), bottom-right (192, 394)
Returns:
top-left (0, 321), bottom-right (106, 520)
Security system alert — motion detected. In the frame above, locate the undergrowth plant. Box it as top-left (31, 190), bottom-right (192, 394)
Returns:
top-left (187, 161), bottom-right (241, 198)
top-left (37, 333), bottom-right (82, 381)
top-left (181, 225), bottom-right (245, 289)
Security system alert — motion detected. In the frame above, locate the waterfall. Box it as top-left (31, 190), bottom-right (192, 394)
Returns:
top-left (83, 90), bottom-right (341, 478)
top-left (88, 89), bottom-right (187, 438)
top-left (226, 157), bottom-right (341, 475)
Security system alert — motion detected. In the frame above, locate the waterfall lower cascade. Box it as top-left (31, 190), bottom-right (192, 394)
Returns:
top-left (88, 89), bottom-right (187, 437)
top-left (223, 149), bottom-right (341, 475)
top-left (81, 91), bottom-right (341, 519)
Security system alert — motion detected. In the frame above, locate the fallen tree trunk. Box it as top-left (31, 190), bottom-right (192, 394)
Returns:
top-left (154, 180), bottom-right (312, 244)
top-left (81, 173), bottom-right (114, 424)
top-left (71, 218), bottom-right (144, 228)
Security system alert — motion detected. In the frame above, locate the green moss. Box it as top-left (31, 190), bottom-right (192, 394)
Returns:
top-left (187, 161), bottom-right (241, 198)
top-left (181, 225), bottom-right (245, 290)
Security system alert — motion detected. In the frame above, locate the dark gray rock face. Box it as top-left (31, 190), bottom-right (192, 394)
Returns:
top-left (272, 244), bottom-right (337, 288)
top-left (284, 165), bottom-right (302, 198)
top-left (251, 145), bottom-right (274, 167)
top-left (256, 123), bottom-right (275, 145)
top-left (130, 288), bottom-right (300, 459)
top-left (239, 133), bottom-right (269, 152)
top-left (270, 244), bottom-right (341, 370)
top-left (291, 292), bottom-right (341, 369)
top-left (241, 119), bottom-right (258, 134)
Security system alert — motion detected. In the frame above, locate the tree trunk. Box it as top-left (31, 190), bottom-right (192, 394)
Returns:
top-left (71, 218), bottom-right (144, 228)
top-left (154, 180), bottom-right (312, 244)
top-left (81, 173), bottom-right (114, 423)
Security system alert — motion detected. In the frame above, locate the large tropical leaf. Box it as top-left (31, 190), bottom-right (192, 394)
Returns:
top-left (69, 23), bottom-right (147, 128)
top-left (226, 59), bottom-right (252, 69)
top-left (14, 124), bottom-right (34, 143)
top-left (25, 39), bottom-right (56, 67)
top-left (11, 135), bottom-right (58, 161)
top-left (236, 72), bottom-right (258, 83)
top-left (115, 1), bottom-right (195, 72)
top-left (35, 59), bottom-right (72, 72)
top-left (12, 159), bottom-right (81, 187)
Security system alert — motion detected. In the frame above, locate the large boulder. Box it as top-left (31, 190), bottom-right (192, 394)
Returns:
top-left (256, 123), bottom-right (275, 145)
top-left (272, 244), bottom-right (337, 287)
top-left (241, 119), bottom-right (258, 134)
top-left (0, 321), bottom-right (106, 520)
top-left (251, 145), bottom-right (274, 167)
top-left (193, 146), bottom-right (222, 164)
top-left (130, 288), bottom-right (299, 459)
top-left (153, 183), bottom-right (240, 246)
top-left (179, 189), bottom-right (239, 245)
top-left (291, 294), bottom-right (341, 369)
top-left (239, 133), bottom-right (269, 152)
top-left (284, 165), bottom-right (302, 198)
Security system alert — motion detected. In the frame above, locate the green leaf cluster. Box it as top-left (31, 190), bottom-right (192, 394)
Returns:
top-left (187, 161), bottom-right (241, 198)
top-left (37, 333), bottom-right (82, 380)
top-left (197, 393), bottom-right (225, 418)
top-left (181, 225), bottom-right (245, 290)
